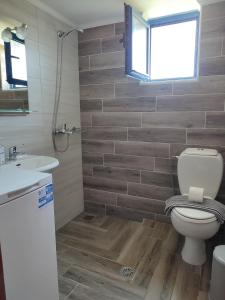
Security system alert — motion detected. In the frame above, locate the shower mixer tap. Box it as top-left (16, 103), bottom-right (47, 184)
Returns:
top-left (54, 124), bottom-right (80, 135)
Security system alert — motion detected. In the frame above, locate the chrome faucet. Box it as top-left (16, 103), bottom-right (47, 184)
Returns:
top-left (54, 124), bottom-right (80, 135)
top-left (8, 146), bottom-right (25, 161)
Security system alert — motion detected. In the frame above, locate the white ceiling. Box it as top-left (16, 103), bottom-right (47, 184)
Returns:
top-left (27, 0), bottom-right (225, 29)
top-left (27, 0), bottom-right (124, 29)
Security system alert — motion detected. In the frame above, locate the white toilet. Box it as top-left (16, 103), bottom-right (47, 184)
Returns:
top-left (171, 148), bottom-right (224, 265)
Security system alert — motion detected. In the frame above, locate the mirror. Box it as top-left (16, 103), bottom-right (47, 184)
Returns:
top-left (0, 17), bottom-right (29, 114)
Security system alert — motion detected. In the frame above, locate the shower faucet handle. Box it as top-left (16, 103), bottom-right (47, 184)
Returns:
top-left (54, 124), bottom-right (80, 135)
top-left (71, 126), bottom-right (81, 133)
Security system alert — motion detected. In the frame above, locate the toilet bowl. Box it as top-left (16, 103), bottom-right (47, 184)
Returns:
top-left (170, 148), bottom-right (223, 266)
top-left (171, 207), bottom-right (220, 265)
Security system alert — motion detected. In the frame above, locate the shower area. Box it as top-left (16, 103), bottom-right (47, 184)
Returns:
top-left (48, 25), bottom-right (83, 229)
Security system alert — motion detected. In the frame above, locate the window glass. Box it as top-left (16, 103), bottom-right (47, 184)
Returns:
top-left (10, 39), bottom-right (27, 82)
top-left (125, 4), bottom-right (200, 82)
top-left (132, 15), bottom-right (148, 75)
top-left (150, 20), bottom-right (197, 80)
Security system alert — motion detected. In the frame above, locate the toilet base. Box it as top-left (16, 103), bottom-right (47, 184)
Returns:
top-left (182, 237), bottom-right (206, 265)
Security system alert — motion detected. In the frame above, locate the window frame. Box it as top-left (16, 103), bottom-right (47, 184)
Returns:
top-left (4, 33), bottom-right (28, 87)
top-left (125, 5), bottom-right (200, 82)
top-left (125, 4), bottom-right (150, 81)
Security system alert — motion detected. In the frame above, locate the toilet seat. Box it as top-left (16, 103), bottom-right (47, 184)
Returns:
top-left (173, 207), bottom-right (217, 224)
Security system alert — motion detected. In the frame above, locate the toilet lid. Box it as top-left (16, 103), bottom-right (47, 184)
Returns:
top-left (174, 207), bottom-right (216, 220)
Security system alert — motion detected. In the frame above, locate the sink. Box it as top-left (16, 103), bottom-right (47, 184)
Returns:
top-left (8, 155), bottom-right (59, 172)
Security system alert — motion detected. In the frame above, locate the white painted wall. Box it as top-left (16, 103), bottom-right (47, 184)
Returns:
top-left (0, 0), bottom-right (83, 229)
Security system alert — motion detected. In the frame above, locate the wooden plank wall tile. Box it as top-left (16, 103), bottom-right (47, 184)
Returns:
top-left (104, 154), bottom-right (154, 171)
top-left (103, 97), bottom-right (156, 112)
top-left (187, 129), bottom-right (225, 146)
top-left (80, 84), bottom-right (114, 99)
top-left (78, 24), bottom-right (114, 42)
top-left (102, 35), bottom-right (124, 53)
top-left (115, 82), bottom-right (172, 97)
top-left (82, 153), bottom-right (103, 165)
top-left (117, 194), bottom-right (165, 214)
top-left (79, 56), bottom-right (90, 71)
top-left (92, 112), bottom-right (141, 127)
top-left (82, 140), bottom-right (114, 153)
top-left (78, 3), bottom-right (225, 221)
top-left (128, 183), bottom-right (174, 201)
top-left (157, 94), bottom-right (225, 112)
top-left (115, 141), bottom-right (170, 158)
top-left (115, 22), bottom-right (125, 35)
top-left (206, 112), bottom-right (225, 128)
top-left (142, 112), bottom-right (205, 128)
top-left (82, 127), bottom-right (127, 140)
top-left (79, 40), bottom-right (101, 56)
top-left (80, 99), bottom-right (102, 112)
top-left (90, 51), bottom-right (125, 70)
top-left (128, 128), bottom-right (186, 143)
top-left (200, 37), bottom-right (223, 59)
top-left (84, 188), bottom-right (117, 206)
top-left (141, 171), bottom-right (174, 188)
top-left (93, 166), bottom-right (140, 183)
top-left (84, 176), bottom-right (127, 194)
top-left (199, 57), bottom-right (225, 76)
top-left (81, 113), bottom-right (92, 127)
top-left (79, 68), bottom-right (127, 85)
top-left (201, 17), bottom-right (225, 39)
top-left (202, 1), bottom-right (225, 20)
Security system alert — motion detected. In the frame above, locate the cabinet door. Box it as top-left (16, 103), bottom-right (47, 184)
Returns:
top-left (0, 186), bottom-right (59, 300)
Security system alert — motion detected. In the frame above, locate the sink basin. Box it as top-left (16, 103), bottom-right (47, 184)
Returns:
top-left (8, 155), bottom-right (59, 172)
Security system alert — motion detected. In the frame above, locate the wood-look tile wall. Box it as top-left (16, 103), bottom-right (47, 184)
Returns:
top-left (79, 2), bottom-right (225, 222)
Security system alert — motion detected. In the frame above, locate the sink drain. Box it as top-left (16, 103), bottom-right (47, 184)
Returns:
top-left (120, 266), bottom-right (135, 279)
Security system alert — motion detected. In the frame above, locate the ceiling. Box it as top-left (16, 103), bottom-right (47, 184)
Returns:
top-left (27, 0), bottom-right (225, 29)
top-left (27, 0), bottom-right (124, 29)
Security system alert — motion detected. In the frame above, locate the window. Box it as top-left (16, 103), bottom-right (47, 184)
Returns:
top-left (4, 33), bottom-right (27, 87)
top-left (125, 5), bottom-right (200, 82)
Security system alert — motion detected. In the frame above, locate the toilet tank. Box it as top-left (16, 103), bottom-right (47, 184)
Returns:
top-left (178, 148), bottom-right (223, 199)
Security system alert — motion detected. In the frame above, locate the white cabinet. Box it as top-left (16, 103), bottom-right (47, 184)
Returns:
top-left (0, 173), bottom-right (59, 300)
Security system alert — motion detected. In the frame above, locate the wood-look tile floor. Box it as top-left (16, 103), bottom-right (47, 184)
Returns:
top-left (56, 213), bottom-right (210, 300)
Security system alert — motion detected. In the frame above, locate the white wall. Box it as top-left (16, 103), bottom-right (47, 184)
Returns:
top-left (0, 0), bottom-right (83, 229)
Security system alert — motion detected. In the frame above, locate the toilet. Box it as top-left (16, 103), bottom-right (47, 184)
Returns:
top-left (171, 148), bottom-right (224, 265)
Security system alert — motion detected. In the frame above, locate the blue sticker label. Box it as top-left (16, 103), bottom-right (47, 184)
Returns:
top-left (38, 184), bottom-right (54, 208)
top-left (46, 184), bottom-right (53, 194)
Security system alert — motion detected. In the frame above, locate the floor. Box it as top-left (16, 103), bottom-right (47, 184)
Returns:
top-left (56, 213), bottom-right (210, 300)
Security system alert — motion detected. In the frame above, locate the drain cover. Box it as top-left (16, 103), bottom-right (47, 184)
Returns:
top-left (83, 215), bottom-right (95, 221)
top-left (120, 266), bottom-right (135, 279)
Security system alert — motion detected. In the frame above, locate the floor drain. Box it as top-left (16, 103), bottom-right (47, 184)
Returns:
top-left (120, 266), bottom-right (135, 279)
top-left (83, 215), bottom-right (95, 221)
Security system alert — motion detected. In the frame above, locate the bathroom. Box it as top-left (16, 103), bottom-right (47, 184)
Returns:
top-left (0, 0), bottom-right (225, 299)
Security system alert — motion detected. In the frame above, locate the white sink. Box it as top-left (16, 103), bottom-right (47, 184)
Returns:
top-left (8, 155), bottom-right (59, 172)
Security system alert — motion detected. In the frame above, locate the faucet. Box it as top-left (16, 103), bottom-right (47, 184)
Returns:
top-left (8, 146), bottom-right (25, 161)
top-left (54, 124), bottom-right (80, 135)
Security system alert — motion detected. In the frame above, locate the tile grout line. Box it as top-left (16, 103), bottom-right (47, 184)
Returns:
top-left (100, 38), bottom-right (103, 53)
top-left (221, 38), bottom-right (224, 56)
top-left (88, 55), bottom-right (90, 71)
